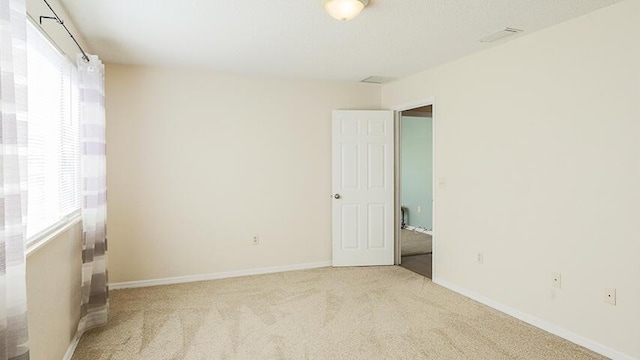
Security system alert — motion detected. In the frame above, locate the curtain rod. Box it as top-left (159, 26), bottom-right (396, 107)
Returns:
top-left (39, 0), bottom-right (90, 62)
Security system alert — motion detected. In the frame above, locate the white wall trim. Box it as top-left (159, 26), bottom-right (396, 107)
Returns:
top-left (394, 96), bottom-right (436, 278)
top-left (26, 213), bottom-right (81, 258)
top-left (109, 261), bottom-right (333, 290)
top-left (392, 97), bottom-right (435, 111)
top-left (62, 334), bottom-right (81, 360)
top-left (433, 277), bottom-right (637, 360)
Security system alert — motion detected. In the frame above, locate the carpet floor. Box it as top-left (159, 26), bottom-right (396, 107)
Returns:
top-left (401, 254), bottom-right (432, 279)
top-left (401, 229), bottom-right (432, 256)
top-left (72, 267), bottom-right (605, 360)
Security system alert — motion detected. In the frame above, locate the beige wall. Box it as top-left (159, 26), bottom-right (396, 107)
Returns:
top-left (105, 64), bottom-right (381, 283)
top-left (382, 0), bottom-right (640, 358)
top-left (26, 223), bottom-right (82, 360)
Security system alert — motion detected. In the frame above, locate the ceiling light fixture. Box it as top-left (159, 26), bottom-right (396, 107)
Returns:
top-left (323, 0), bottom-right (369, 21)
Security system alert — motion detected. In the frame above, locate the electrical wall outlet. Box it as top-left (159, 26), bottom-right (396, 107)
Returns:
top-left (551, 272), bottom-right (562, 289)
top-left (417, 206), bottom-right (422, 213)
top-left (252, 235), bottom-right (260, 245)
top-left (476, 252), bottom-right (484, 264)
top-left (604, 288), bottom-right (616, 305)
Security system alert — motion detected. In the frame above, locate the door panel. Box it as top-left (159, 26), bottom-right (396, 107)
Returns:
top-left (341, 144), bottom-right (359, 188)
top-left (368, 144), bottom-right (386, 188)
top-left (332, 110), bottom-right (394, 266)
top-left (368, 204), bottom-right (385, 248)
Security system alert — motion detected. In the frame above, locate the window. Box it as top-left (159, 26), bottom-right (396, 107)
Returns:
top-left (26, 21), bottom-right (81, 241)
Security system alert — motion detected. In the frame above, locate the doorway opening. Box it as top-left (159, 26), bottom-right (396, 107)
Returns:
top-left (397, 105), bottom-right (433, 278)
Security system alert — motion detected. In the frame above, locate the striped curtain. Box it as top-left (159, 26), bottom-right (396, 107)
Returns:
top-left (76, 55), bottom-right (108, 335)
top-left (0, 0), bottom-right (30, 359)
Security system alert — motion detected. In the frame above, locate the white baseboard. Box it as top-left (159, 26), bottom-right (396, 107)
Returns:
top-left (433, 277), bottom-right (637, 360)
top-left (109, 261), bottom-right (333, 290)
top-left (62, 334), bottom-right (81, 360)
top-left (404, 226), bottom-right (432, 235)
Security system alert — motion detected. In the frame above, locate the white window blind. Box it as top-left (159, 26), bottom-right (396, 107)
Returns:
top-left (26, 21), bottom-right (81, 241)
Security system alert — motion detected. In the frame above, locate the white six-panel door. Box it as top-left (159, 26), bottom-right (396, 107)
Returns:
top-left (332, 110), bottom-right (394, 266)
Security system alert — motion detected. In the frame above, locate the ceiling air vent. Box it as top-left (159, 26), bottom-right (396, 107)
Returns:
top-left (480, 28), bottom-right (523, 43)
top-left (361, 76), bottom-right (395, 84)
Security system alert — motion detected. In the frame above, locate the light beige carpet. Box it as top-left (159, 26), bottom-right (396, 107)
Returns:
top-left (401, 229), bottom-right (432, 256)
top-left (73, 267), bottom-right (605, 360)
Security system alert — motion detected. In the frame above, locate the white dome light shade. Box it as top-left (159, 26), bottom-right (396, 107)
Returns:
top-left (323, 0), bottom-right (369, 21)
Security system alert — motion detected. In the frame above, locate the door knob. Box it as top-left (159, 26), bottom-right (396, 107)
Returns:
top-left (334, 194), bottom-right (341, 199)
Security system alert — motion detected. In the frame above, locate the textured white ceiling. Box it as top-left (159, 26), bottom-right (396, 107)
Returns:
top-left (56, 0), bottom-right (621, 81)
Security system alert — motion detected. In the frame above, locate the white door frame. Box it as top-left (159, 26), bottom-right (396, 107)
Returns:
top-left (393, 97), bottom-right (436, 271)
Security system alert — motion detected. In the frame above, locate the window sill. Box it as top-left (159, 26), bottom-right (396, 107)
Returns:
top-left (26, 213), bottom-right (82, 258)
